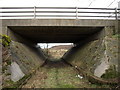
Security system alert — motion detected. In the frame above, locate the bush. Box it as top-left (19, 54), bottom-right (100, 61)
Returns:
top-left (101, 65), bottom-right (120, 79)
top-left (112, 34), bottom-right (120, 38)
top-left (0, 34), bottom-right (11, 47)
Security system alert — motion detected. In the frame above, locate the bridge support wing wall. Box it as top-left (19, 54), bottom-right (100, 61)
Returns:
top-left (63, 26), bottom-right (119, 77)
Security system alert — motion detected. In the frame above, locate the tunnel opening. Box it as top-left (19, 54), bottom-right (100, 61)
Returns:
top-left (37, 43), bottom-right (73, 61)
top-left (4, 25), bottom-right (120, 88)
top-left (7, 26), bottom-right (104, 61)
top-left (7, 26), bottom-right (105, 65)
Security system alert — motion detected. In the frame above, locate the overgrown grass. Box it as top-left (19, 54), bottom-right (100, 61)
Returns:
top-left (112, 34), bottom-right (120, 38)
top-left (101, 65), bottom-right (120, 79)
top-left (3, 74), bottom-right (31, 88)
top-left (4, 80), bottom-right (17, 88)
top-left (57, 84), bottom-right (75, 88)
top-left (90, 83), bottom-right (110, 88)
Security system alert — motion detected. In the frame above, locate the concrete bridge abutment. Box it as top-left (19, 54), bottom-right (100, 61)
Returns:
top-left (1, 19), bottom-right (119, 82)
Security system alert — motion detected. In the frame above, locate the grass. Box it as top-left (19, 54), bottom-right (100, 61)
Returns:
top-left (3, 74), bottom-right (31, 88)
top-left (112, 34), bottom-right (120, 38)
top-left (90, 83), bottom-right (110, 88)
top-left (23, 61), bottom-right (94, 88)
top-left (57, 84), bottom-right (75, 88)
top-left (4, 80), bottom-right (17, 88)
top-left (101, 65), bottom-right (120, 79)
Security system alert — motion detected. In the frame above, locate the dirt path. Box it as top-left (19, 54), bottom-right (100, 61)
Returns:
top-left (22, 61), bottom-right (97, 88)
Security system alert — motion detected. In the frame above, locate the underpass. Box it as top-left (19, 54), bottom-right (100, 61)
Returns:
top-left (1, 7), bottom-right (120, 88)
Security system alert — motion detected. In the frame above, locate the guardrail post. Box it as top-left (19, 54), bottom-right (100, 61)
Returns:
top-left (34, 6), bottom-right (36, 19)
top-left (76, 7), bottom-right (78, 19)
top-left (115, 8), bottom-right (118, 34)
top-left (115, 8), bottom-right (118, 20)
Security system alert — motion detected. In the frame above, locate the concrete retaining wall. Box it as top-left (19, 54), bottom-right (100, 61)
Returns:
top-left (63, 26), bottom-right (119, 77)
top-left (2, 31), bottom-right (46, 88)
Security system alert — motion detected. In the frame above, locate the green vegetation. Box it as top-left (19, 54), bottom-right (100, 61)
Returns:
top-left (7, 60), bottom-right (12, 65)
top-left (57, 84), bottom-right (75, 88)
top-left (4, 74), bottom-right (31, 88)
top-left (90, 83), bottom-right (110, 88)
top-left (4, 80), bottom-right (17, 88)
top-left (43, 49), bottom-right (52, 58)
top-left (0, 34), bottom-right (11, 47)
top-left (112, 34), bottom-right (120, 38)
top-left (15, 74), bottom-right (31, 88)
top-left (2, 66), bottom-right (7, 73)
top-left (101, 65), bottom-right (120, 79)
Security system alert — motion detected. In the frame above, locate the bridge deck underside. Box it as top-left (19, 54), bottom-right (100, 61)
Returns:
top-left (9, 26), bottom-right (103, 43)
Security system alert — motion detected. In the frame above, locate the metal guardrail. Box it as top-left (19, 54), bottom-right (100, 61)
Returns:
top-left (0, 7), bottom-right (120, 19)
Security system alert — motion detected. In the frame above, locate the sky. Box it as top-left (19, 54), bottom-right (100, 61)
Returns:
top-left (38, 43), bottom-right (73, 49)
top-left (0, 0), bottom-right (120, 48)
top-left (0, 0), bottom-right (120, 8)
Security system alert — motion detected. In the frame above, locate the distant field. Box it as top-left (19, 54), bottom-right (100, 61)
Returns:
top-left (43, 45), bottom-right (73, 60)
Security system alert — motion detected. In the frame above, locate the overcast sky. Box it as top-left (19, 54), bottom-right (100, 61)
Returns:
top-left (0, 0), bottom-right (120, 8)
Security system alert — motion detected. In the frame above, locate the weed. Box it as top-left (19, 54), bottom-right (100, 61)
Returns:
top-left (3, 74), bottom-right (31, 88)
top-left (0, 34), bottom-right (11, 47)
top-left (112, 34), bottom-right (120, 38)
top-left (57, 84), bottom-right (75, 88)
top-left (101, 65), bottom-right (120, 79)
